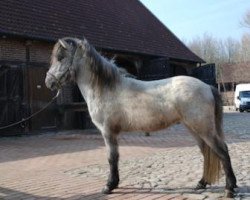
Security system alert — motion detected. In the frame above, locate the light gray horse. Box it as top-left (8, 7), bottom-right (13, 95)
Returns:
top-left (45, 37), bottom-right (237, 198)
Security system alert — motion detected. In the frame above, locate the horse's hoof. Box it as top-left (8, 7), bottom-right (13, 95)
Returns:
top-left (101, 186), bottom-right (112, 194)
top-left (225, 190), bottom-right (234, 198)
top-left (195, 182), bottom-right (206, 190)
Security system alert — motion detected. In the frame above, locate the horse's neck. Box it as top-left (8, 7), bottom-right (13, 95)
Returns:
top-left (75, 62), bottom-right (100, 105)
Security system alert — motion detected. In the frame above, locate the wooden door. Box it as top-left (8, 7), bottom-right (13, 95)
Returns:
top-left (28, 66), bottom-right (58, 131)
top-left (0, 66), bottom-right (24, 135)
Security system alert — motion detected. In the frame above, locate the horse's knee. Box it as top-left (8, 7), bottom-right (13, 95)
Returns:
top-left (108, 149), bottom-right (119, 163)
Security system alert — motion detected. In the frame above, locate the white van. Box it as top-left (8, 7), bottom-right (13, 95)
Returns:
top-left (234, 83), bottom-right (250, 112)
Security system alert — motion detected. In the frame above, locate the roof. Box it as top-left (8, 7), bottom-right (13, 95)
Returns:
top-left (0, 0), bottom-right (203, 63)
top-left (217, 62), bottom-right (250, 83)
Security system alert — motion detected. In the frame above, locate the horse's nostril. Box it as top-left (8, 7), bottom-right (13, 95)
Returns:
top-left (51, 82), bottom-right (56, 89)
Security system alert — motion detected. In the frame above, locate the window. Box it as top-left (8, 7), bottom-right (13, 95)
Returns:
top-left (239, 91), bottom-right (250, 98)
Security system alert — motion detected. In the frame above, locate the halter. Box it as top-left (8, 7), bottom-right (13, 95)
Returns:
top-left (47, 40), bottom-right (79, 89)
top-left (46, 67), bottom-right (71, 89)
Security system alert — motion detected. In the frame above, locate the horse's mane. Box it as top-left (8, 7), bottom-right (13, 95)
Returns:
top-left (84, 41), bottom-right (121, 90)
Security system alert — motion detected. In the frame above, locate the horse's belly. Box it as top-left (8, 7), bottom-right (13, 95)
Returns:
top-left (122, 108), bottom-right (179, 132)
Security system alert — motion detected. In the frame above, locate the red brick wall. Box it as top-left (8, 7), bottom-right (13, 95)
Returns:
top-left (29, 41), bottom-right (53, 63)
top-left (0, 38), bottom-right (53, 64)
top-left (0, 38), bottom-right (26, 61)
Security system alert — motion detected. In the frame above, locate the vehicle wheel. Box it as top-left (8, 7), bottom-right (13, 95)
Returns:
top-left (239, 109), bottom-right (244, 112)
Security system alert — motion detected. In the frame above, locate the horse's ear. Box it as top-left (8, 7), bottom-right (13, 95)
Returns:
top-left (80, 39), bottom-right (88, 50)
top-left (59, 39), bottom-right (68, 49)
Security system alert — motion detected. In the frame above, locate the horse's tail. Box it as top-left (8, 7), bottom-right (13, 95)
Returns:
top-left (203, 144), bottom-right (221, 184)
top-left (210, 86), bottom-right (224, 139)
top-left (202, 86), bottom-right (223, 184)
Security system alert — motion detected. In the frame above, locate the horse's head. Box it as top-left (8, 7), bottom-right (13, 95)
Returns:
top-left (45, 38), bottom-right (83, 90)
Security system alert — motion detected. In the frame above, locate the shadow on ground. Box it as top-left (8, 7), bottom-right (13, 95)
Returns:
top-left (1, 185), bottom-right (249, 200)
top-left (0, 186), bottom-right (107, 200)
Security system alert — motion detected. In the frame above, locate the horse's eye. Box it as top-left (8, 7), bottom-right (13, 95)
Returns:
top-left (57, 51), bottom-right (65, 61)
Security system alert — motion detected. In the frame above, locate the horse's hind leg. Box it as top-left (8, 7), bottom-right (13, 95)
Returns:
top-left (195, 140), bottom-right (208, 190)
top-left (101, 131), bottom-right (120, 194)
top-left (185, 122), bottom-right (236, 197)
top-left (204, 135), bottom-right (237, 197)
top-left (184, 131), bottom-right (209, 190)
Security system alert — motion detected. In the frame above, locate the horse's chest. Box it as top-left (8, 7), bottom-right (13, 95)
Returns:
top-left (87, 103), bottom-right (105, 128)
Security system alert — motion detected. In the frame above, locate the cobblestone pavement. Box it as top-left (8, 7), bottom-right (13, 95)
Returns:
top-left (0, 112), bottom-right (249, 200)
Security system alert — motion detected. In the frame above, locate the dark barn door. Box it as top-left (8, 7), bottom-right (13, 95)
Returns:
top-left (192, 64), bottom-right (216, 86)
top-left (28, 66), bottom-right (58, 131)
top-left (0, 66), bottom-right (24, 135)
top-left (140, 58), bottom-right (172, 80)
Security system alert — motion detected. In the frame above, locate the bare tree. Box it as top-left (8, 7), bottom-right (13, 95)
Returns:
top-left (188, 37), bottom-right (203, 60)
top-left (224, 37), bottom-right (240, 63)
top-left (240, 33), bottom-right (250, 62)
top-left (240, 9), bottom-right (250, 28)
top-left (187, 33), bottom-right (228, 65)
top-left (216, 39), bottom-right (227, 64)
top-left (201, 33), bottom-right (218, 63)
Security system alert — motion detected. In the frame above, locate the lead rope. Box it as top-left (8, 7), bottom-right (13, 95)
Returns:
top-left (0, 90), bottom-right (61, 130)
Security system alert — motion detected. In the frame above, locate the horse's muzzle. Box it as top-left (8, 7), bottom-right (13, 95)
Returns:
top-left (45, 75), bottom-right (58, 91)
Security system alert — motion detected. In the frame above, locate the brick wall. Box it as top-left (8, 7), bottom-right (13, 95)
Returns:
top-left (0, 38), bottom-right (26, 62)
top-left (0, 37), bottom-right (53, 64)
top-left (29, 41), bottom-right (53, 63)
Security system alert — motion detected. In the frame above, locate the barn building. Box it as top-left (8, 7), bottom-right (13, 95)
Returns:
top-left (0, 0), bottom-right (205, 135)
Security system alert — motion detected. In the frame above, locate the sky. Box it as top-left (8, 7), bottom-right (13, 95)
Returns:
top-left (140, 0), bottom-right (250, 42)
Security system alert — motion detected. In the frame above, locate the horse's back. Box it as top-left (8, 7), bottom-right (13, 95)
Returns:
top-left (170, 76), bottom-right (213, 101)
top-left (123, 75), bottom-right (213, 104)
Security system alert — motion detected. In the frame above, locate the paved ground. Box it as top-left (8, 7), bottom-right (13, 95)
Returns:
top-left (0, 112), bottom-right (250, 200)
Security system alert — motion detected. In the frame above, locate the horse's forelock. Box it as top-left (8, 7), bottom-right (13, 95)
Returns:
top-left (51, 38), bottom-right (78, 63)
top-left (64, 38), bottom-right (78, 49)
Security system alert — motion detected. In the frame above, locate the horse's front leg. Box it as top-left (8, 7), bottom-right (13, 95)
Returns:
top-left (101, 131), bottom-right (120, 194)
